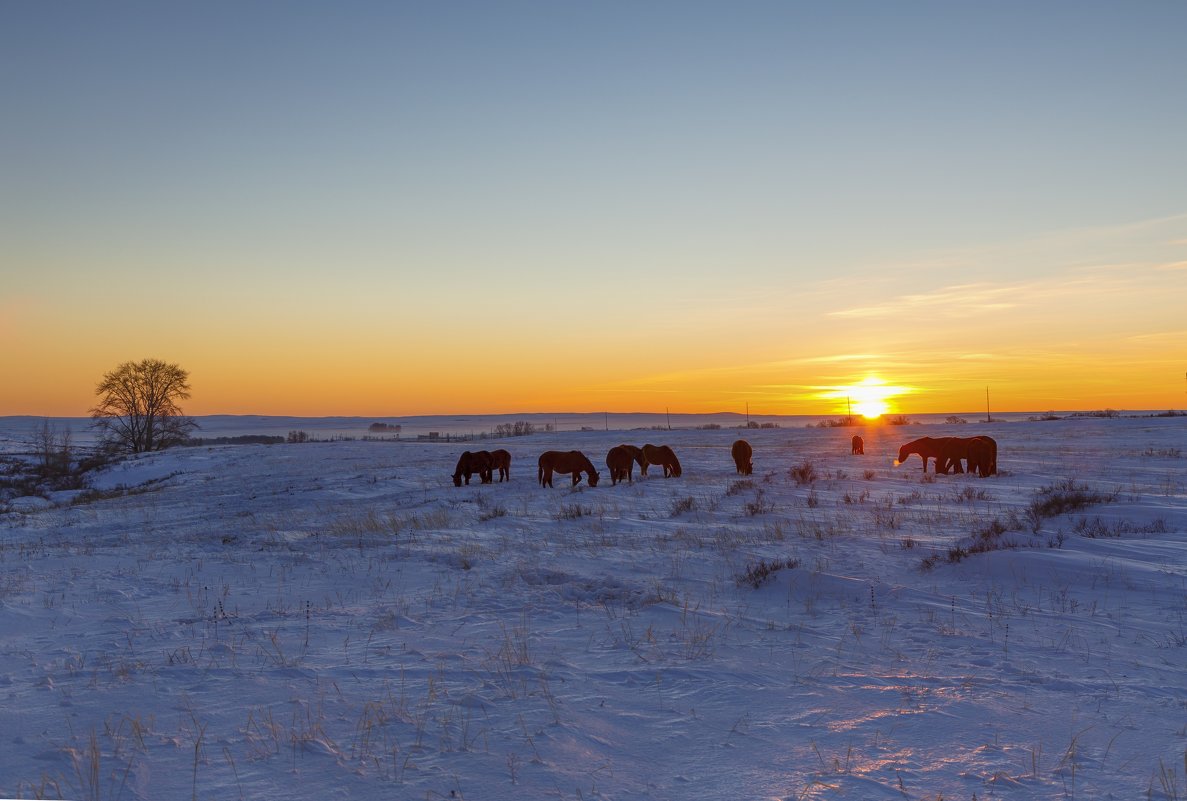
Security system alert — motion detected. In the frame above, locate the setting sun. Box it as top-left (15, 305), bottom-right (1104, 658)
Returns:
top-left (852, 377), bottom-right (898, 418)
top-left (818, 377), bottom-right (911, 420)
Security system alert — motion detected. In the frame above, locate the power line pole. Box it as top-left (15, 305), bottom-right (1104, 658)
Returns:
top-left (986, 386), bottom-right (991, 423)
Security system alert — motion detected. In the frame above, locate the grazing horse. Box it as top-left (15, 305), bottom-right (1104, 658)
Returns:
top-left (538, 450), bottom-right (599, 488)
top-left (607, 445), bottom-right (646, 485)
top-left (935, 437), bottom-right (970, 475)
top-left (452, 450), bottom-right (494, 486)
top-left (967, 435), bottom-right (998, 477)
top-left (489, 449), bottom-right (511, 482)
top-left (851, 435), bottom-right (864, 455)
top-left (896, 437), bottom-right (948, 473)
top-left (606, 446), bottom-right (638, 485)
top-left (618, 444), bottom-right (646, 470)
top-left (935, 436), bottom-right (999, 477)
top-left (731, 439), bottom-right (753, 475)
top-left (641, 444), bottom-right (682, 478)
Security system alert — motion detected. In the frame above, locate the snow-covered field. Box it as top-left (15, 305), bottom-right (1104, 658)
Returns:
top-left (1, 416), bottom-right (1185, 800)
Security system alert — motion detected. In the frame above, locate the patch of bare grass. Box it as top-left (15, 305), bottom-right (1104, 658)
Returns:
top-left (1026, 479), bottom-right (1117, 532)
top-left (789, 460), bottom-right (817, 486)
top-left (737, 557), bottom-right (800, 589)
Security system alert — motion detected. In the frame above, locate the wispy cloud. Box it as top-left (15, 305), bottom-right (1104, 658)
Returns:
top-left (826, 269), bottom-right (1141, 320)
top-left (1125, 329), bottom-right (1187, 344)
top-left (780, 353), bottom-right (884, 365)
top-left (828, 282), bottom-right (1020, 319)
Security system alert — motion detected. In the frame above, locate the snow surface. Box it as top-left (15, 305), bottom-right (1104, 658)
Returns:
top-left (1, 416), bottom-right (1185, 800)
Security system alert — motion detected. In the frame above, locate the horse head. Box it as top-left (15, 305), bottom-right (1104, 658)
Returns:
top-left (897, 443), bottom-right (913, 465)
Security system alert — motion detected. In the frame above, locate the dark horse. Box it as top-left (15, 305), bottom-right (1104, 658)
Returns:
top-left (731, 439), bottom-right (753, 475)
top-left (606, 445), bottom-right (646, 485)
top-left (538, 450), bottom-right (599, 488)
top-left (851, 435), bottom-right (864, 455)
top-left (641, 444), bottom-right (682, 478)
top-left (453, 450), bottom-right (493, 486)
top-left (935, 436), bottom-right (998, 477)
top-left (934, 437), bottom-right (970, 475)
top-left (966, 435), bottom-right (998, 477)
top-left (896, 437), bottom-right (948, 473)
top-left (489, 449), bottom-right (511, 482)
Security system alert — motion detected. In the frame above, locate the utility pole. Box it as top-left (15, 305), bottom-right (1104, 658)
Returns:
top-left (746, 402), bottom-right (750, 428)
top-left (666, 407), bottom-right (671, 431)
top-left (986, 386), bottom-right (991, 423)
top-left (847, 396), bottom-right (853, 426)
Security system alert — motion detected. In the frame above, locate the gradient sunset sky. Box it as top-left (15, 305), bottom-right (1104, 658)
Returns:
top-left (4, 1), bottom-right (1186, 417)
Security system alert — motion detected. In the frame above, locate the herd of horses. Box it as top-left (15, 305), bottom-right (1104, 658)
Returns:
top-left (896, 435), bottom-right (998, 477)
top-left (452, 434), bottom-right (999, 488)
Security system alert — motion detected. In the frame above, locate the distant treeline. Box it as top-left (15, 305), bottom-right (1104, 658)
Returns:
top-left (493, 421), bottom-right (541, 437)
top-left (1029, 409), bottom-right (1186, 421)
top-left (183, 435), bottom-right (286, 446)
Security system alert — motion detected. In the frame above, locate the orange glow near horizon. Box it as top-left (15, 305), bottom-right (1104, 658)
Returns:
top-left (4, 350), bottom-right (1187, 419)
top-left (4, 238), bottom-right (1187, 419)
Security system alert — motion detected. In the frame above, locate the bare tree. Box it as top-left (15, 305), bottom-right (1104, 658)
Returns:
top-left (34, 419), bottom-right (73, 476)
top-left (91, 359), bottom-right (198, 453)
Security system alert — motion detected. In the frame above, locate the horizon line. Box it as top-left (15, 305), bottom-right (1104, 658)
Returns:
top-left (2, 407), bottom-right (1182, 421)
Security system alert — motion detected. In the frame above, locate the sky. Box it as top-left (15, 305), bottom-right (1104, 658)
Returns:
top-left (3, 1), bottom-right (1186, 417)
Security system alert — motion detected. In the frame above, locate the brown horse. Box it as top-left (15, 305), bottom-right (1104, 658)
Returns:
top-left (896, 437), bottom-right (948, 473)
top-left (538, 450), bottom-right (599, 488)
top-left (490, 449), bottom-right (511, 482)
top-left (641, 444), bottom-right (682, 478)
top-left (935, 436), bottom-right (999, 477)
top-left (618, 444), bottom-right (646, 469)
top-left (851, 435), bottom-right (864, 455)
top-left (606, 446), bottom-right (637, 485)
top-left (452, 450), bottom-right (494, 486)
top-left (967, 435), bottom-right (998, 477)
top-left (731, 439), bottom-right (753, 475)
top-left (935, 437), bottom-right (970, 475)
